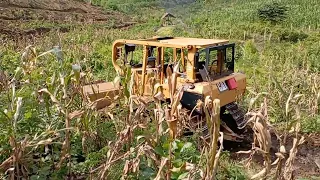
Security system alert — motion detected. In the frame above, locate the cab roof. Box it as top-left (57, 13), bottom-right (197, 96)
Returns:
top-left (114, 37), bottom-right (229, 49)
top-left (154, 37), bottom-right (229, 48)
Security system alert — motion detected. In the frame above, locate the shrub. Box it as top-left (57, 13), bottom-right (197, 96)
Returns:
top-left (279, 30), bottom-right (308, 43)
top-left (258, 2), bottom-right (288, 24)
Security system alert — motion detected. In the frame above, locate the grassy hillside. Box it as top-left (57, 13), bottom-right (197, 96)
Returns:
top-left (0, 0), bottom-right (319, 179)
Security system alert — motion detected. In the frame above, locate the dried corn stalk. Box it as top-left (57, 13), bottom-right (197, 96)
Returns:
top-left (282, 104), bottom-right (305, 180)
top-left (201, 97), bottom-right (224, 180)
top-left (153, 83), bottom-right (166, 142)
top-left (164, 62), bottom-right (184, 139)
top-left (88, 121), bottom-right (148, 179)
top-left (0, 70), bottom-right (8, 92)
top-left (237, 99), bottom-right (272, 180)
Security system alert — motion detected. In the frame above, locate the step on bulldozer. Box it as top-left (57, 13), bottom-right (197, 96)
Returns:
top-left (82, 36), bottom-right (247, 142)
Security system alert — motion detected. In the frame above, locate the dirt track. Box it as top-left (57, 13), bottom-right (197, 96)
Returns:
top-left (0, 0), bottom-right (134, 39)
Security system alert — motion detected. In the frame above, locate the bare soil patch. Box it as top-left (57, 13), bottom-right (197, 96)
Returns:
top-left (0, 0), bottom-right (135, 39)
top-left (230, 132), bottom-right (320, 179)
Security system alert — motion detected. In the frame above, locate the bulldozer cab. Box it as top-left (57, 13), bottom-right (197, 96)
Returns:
top-left (110, 37), bottom-right (236, 96)
top-left (195, 43), bottom-right (235, 81)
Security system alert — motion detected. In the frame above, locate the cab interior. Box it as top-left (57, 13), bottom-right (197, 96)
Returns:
top-left (119, 42), bottom-right (235, 83)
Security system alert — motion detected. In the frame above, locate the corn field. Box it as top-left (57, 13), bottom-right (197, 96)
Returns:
top-left (0, 0), bottom-right (319, 179)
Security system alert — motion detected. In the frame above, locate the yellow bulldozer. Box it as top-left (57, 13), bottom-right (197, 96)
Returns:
top-left (82, 36), bottom-right (247, 142)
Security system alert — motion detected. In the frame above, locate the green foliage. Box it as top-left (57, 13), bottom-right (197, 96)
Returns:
top-left (0, 49), bottom-right (20, 72)
top-left (242, 40), bottom-right (259, 62)
top-left (278, 29), bottom-right (309, 43)
top-left (258, 2), bottom-right (288, 24)
top-left (156, 26), bottom-right (178, 36)
top-left (91, 0), bottom-right (158, 13)
top-left (301, 115), bottom-right (320, 133)
top-left (298, 176), bottom-right (320, 180)
top-left (216, 152), bottom-right (248, 180)
top-left (72, 146), bottom-right (110, 173)
top-left (152, 137), bottom-right (200, 179)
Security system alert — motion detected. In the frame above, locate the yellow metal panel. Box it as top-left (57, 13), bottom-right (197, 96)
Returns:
top-left (112, 37), bottom-right (229, 50)
top-left (183, 73), bottom-right (246, 106)
top-left (181, 49), bottom-right (185, 72)
top-left (161, 47), bottom-right (165, 83)
top-left (173, 48), bottom-right (177, 62)
top-left (159, 37), bottom-right (229, 48)
top-left (161, 83), bottom-right (170, 98)
top-left (141, 45), bottom-right (149, 95)
top-left (187, 46), bottom-right (197, 81)
top-left (113, 39), bottom-right (187, 49)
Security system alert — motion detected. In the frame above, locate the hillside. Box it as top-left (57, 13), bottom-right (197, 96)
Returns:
top-left (0, 0), bottom-right (133, 39)
top-left (0, 0), bottom-right (319, 179)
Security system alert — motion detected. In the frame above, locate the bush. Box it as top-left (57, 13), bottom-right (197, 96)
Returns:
top-left (279, 30), bottom-right (308, 43)
top-left (258, 2), bottom-right (288, 24)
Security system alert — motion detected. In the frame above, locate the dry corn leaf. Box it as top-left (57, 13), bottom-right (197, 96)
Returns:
top-left (251, 168), bottom-right (267, 180)
top-left (154, 91), bottom-right (165, 101)
top-left (280, 145), bottom-right (286, 154)
top-left (123, 160), bottom-right (131, 176)
top-left (271, 158), bottom-right (280, 166)
top-left (38, 88), bottom-right (65, 114)
top-left (154, 157), bottom-right (168, 180)
top-left (68, 110), bottom-right (85, 119)
top-left (36, 138), bottom-right (53, 145)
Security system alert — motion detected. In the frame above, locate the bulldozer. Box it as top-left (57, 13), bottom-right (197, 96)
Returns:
top-left (82, 36), bottom-right (247, 142)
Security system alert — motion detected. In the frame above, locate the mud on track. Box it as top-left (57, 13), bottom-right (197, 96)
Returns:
top-left (0, 0), bottom-right (134, 39)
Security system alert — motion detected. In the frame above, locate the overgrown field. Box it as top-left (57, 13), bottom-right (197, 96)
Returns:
top-left (0, 0), bottom-right (319, 179)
